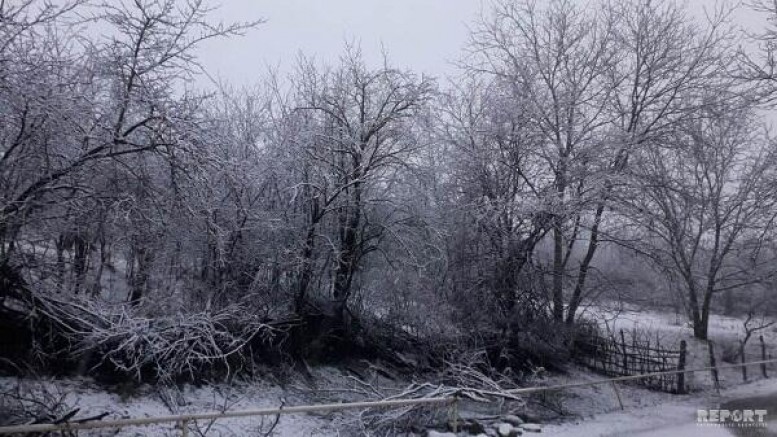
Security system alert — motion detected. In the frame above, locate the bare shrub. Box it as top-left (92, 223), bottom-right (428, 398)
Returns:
top-left (75, 305), bottom-right (288, 384)
top-left (0, 376), bottom-right (72, 427)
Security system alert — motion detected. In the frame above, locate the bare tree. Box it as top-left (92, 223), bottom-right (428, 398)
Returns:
top-left (0, 0), bottom-right (257, 297)
top-left (438, 76), bottom-right (551, 319)
top-left (560, 0), bottom-right (738, 323)
top-left (284, 49), bottom-right (434, 326)
top-left (622, 99), bottom-right (777, 340)
top-left (735, 0), bottom-right (777, 101)
top-left (468, 0), bottom-right (619, 322)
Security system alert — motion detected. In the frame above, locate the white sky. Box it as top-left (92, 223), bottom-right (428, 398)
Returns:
top-left (194, 0), bottom-right (763, 88)
top-left (194, 0), bottom-right (482, 86)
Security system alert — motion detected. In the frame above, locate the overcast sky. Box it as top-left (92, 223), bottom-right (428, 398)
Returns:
top-left (196, 0), bottom-right (485, 87)
top-left (194, 0), bottom-right (762, 88)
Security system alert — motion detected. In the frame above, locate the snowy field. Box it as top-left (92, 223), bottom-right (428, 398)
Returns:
top-left (580, 303), bottom-right (777, 346)
top-left (580, 304), bottom-right (777, 385)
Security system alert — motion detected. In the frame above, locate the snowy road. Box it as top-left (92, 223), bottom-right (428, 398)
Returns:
top-left (633, 392), bottom-right (777, 437)
top-left (543, 378), bottom-right (777, 437)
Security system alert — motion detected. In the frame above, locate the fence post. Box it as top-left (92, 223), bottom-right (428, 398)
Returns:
top-left (632, 329), bottom-right (638, 374)
top-left (610, 381), bottom-right (624, 410)
top-left (620, 330), bottom-right (628, 373)
top-left (708, 342), bottom-right (720, 395)
top-left (180, 419), bottom-right (189, 437)
top-left (676, 340), bottom-right (687, 394)
top-left (760, 335), bottom-right (768, 378)
top-left (449, 394), bottom-right (459, 433)
top-left (741, 348), bottom-right (748, 382)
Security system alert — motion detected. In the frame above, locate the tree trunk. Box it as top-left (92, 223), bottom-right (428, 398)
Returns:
top-left (333, 211), bottom-right (360, 322)
top-left (697, 284), bottom-right (714, 341)
top-left (332, 177), bottom-right (362, 325)
top-left (693, 318), bottom-right (708, 340)
top-left (552, 217), bottom-right (565, 321)
top-left (552, 152), bottom-right (567, 322)
top-left (91, 238), bottom-right (107, 297)
top-left (691, 290), bottom-right (709, 340)
top-left (495, 253), bottom-right (527, 312)
top-left (566, 202), bottom-right (605, 325)
top-left (129, 246), bottom-right (153, 305)
top-left (55, 236), bottom-right (67, 292)
top-left (685, 277), bottom-right (707, 339)
top-left (295, 224), bottom-right (317, 312)
top-left (72, 234), bottom-right (89, 294)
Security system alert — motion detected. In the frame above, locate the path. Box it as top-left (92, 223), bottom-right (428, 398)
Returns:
top-left (544, 378), bottom-right (777, 437)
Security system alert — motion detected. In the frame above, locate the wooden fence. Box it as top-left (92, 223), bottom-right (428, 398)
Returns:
top-left (573, 326), bottom-right (687, 393)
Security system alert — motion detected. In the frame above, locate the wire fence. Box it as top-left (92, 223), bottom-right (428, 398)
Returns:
top-left (2, 357), bottom-right (777, 436)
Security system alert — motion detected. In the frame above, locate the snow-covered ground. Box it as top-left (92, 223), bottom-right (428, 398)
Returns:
top-left (0, 375), bottom-right (341, 436)
top-left (582, 304), bottom-right (777, 388)
top-left (544, 377), bottom-right (777, 437)
top-left (581, 304), bottom-right (777, 347)
top-left (3, 305), bottom-right (776, 436)
top-left (540, 305), bottom-right (777, 436)
top-left (8, 365), bottom-right (775, 437)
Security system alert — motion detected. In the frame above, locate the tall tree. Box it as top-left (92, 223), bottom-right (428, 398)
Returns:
top-left (288, 51), bottom-right (434, 324)
top-left (622, 100), bottom-right (777, 340)
top-left (468, 0), bottom-right (615, 321)
top-left (560, 0), bottom-right (736, 323)
top-left (438, 76), bottom-right (550, 318)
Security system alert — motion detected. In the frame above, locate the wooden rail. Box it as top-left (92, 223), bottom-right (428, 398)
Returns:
top-left (0, 397), bottom-right (455, 434)
top-left (1, 358), bottom-right (776, 435)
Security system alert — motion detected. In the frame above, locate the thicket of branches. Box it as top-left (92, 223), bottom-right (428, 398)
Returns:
top-left (3, 0), bottom-right (777, 386)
